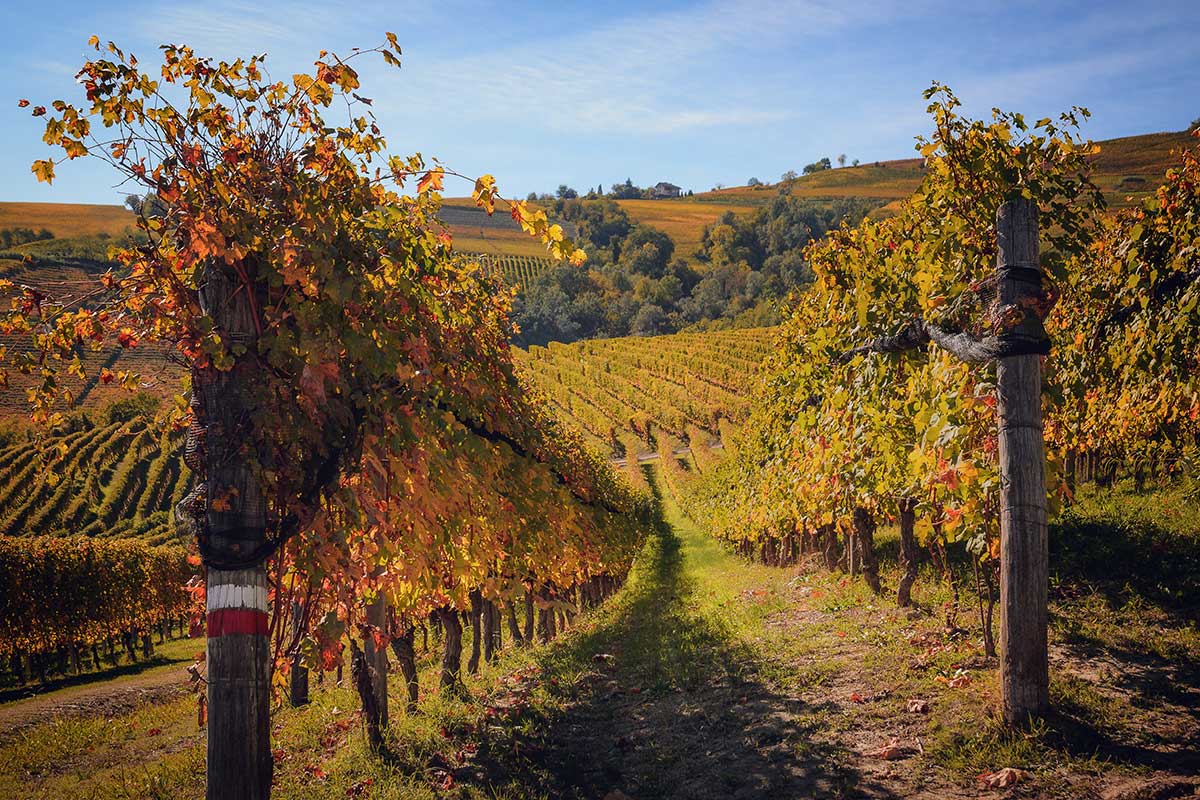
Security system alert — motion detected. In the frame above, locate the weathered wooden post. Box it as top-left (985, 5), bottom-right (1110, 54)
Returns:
top-left (995, 197), bottom-right (1049, 724)
top-left (195, 266), bottom-right (272, 800)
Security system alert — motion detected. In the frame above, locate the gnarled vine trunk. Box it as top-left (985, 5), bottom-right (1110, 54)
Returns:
top-left (289, 601), bottom-right (309, 707)
top-left (820, 524), bottom-right (839, 571)
top-left (853, 507), bottom-right (881, 594)
top-left (507, 603), bottom-right (525, 647)
top-left (363, 593), bottom-right (388, 733)
top-left (349, 639), bottom-right (383, 752)
top-left (388, 626), bottom-right (419, 712)
top-left (896, 498), bottom-right (919, 607)
top-left (437, 606), bottom-right (463, 690)
top-left (467, 589), bottom-right (483, 675)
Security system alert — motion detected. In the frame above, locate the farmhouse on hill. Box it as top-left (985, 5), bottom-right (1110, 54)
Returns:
top-left (651, 181), bottom-right (681, 198)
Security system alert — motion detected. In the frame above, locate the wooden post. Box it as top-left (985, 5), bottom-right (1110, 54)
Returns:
top-left (198, 266), bottom-right (272, 800)
top-left (995, 197), bottom-right (1049, 724)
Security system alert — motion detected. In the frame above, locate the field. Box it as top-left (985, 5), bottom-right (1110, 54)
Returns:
top-left (612, 199), bottom-right (762, 260)
top-left (0, 464), bottom-right (1195, 799)
top-left (515, 327), bottom-right (776, 457)
top-left (0, 202), bottom-right (134, 238)
top-left (614, 128), bottom-right (1195, 251)
top-left (2, 128), bottom-right (1188, 274)
top-left (0, 417), bottom-right (187, 546)
top-left (0, 116), bottom-right (1197, 800)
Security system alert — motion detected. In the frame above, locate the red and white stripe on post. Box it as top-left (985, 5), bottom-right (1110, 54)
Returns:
top-left (206, 568), bottom-right (269, 637)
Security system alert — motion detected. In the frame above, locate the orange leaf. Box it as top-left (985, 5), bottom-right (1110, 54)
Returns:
top-left (417, 168), bottom-right (443, 195)
top-left (867, 738), bottom-right (909, 760)
top-left (976, 768), bottom-right (1030, 789)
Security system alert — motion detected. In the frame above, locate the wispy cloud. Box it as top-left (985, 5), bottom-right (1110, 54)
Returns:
top-left (387, 0), bottom-right (890, 135)
top-left (135, 0), bottom-right (344, 57)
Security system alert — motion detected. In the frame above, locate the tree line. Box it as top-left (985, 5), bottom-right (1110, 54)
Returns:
top-left (511, 194), bottom-right (878, 346)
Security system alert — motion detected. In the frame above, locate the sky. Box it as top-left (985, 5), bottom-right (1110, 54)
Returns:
top-left (0, 0), bottom-right (1197, 206)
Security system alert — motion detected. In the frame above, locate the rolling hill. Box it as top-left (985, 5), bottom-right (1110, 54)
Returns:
top-left (0, 128), bottom-right (1192, 274)
top-left (614, 128), bottom-right (1196, 257)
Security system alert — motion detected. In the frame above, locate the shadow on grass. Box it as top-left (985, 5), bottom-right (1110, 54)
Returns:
top-left (1050, 499), bottom-right (1200, 620)
top-left (466, 469), bottom-right (899, 800)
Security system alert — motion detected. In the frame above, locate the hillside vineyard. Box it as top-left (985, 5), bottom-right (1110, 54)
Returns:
top-left (0, 28), bottom-right (1198, 800)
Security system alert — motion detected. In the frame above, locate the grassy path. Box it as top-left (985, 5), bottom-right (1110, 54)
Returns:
top-left (512, 481), bottom-right (869, 799)
top-left (0, 637), bottom-right (197, 739)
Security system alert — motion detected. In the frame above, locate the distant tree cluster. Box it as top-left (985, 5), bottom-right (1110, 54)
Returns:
top-left (803, 157), bottom-right (832, 174)
top-left (510, 193), bottom-right (878, 346)
top-left (777, 155), bottom-right (860, 183)
top-left (0, 227), bottom-right (53, 249)
top-left (527, 178), bottom-right (693, 203)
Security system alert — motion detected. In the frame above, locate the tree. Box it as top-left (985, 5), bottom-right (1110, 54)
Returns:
top-left (17, 35), bottom-right (602, 800)
top-left (803, 157), bottom-right (832, 174)
top-left (852, 159), bottom-right (860, 167)
top-left (747, 177), bottom-right (762, 187)
top-left (610, 178), bottom-right (642, 200)
top-left (780, 169), bottom-right (798, 182)
top-left (123, 193), bottom-right (142, 213)
top-left (556, 184), bottom-right (578, 199)
top-left (837, 154), bottom-right (846, 168)
top-left (631, 303), bottom-right (666, 335)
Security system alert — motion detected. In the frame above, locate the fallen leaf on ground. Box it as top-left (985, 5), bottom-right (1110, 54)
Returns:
top-left (935, 670), bottom-right (972, 688)
top-left (976, 767), bottom-right (1031, 788)
top-left (867, 738), bottom-right (910, 760)
top-left (849, 691), bottom-right (867, 703)
top-left (906, 698), bottom-right (929, 713)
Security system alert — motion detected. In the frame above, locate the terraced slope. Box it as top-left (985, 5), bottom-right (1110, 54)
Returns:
top-left (0, 420), bottom-right (188, 546)
top-left (515, 327), bottom-right (776, 461)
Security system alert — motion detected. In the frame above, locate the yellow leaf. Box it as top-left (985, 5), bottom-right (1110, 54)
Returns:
top-left (31, 160), bottom-right (55, 183)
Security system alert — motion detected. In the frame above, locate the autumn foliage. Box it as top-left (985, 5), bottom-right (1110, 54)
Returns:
top-left (10, 35), bottom-right (646, 689)
top-left (0, 535), bottom-right (195, 666)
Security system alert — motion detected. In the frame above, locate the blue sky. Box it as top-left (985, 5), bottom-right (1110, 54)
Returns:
top-left (1, 0), bottom-right (1197, 205)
